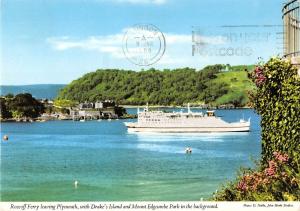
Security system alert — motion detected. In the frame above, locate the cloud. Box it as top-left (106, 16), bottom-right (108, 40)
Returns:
top-left (47, 35), bottom-right (125, 58)
top-left (47, 29), bottom-right (227, 67)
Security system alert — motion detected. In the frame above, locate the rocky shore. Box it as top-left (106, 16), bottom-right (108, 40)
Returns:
top-left (0, 113), bottom-right (137, 122)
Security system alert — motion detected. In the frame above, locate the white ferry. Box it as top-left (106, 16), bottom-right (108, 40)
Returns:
top-left (124, 104), bottom-right (250, 133)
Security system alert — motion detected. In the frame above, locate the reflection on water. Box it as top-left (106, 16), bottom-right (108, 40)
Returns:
top-left (132, 132), bottom-right (250, 141)
top-left (133, 132), bottom-right (252, 156)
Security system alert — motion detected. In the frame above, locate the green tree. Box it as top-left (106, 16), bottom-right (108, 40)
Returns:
top-left (0, 97), bottom-right (12, 119)
top-left (7, 93), bottom-right (44, 118)
top-left (5, 93), bottom-right (14, 99)
top-left (12, 110), bottom-right (24, 120)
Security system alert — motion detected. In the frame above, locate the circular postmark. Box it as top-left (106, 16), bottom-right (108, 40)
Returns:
top-left (123, 24), bottom-right (166, 66)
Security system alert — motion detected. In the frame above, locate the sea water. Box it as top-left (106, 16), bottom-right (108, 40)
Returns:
top-left (0, 109), bottom-right (261, 201)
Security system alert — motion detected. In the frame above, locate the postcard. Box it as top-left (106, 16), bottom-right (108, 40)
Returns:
top-left (0, 0), bottom-right (299, 210)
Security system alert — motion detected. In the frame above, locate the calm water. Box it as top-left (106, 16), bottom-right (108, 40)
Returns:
top-left (0, 109), bottom-right (261, 201)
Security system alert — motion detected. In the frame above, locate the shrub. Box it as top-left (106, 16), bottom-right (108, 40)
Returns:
top-left (249, 58), bottom-right (300, 167)
top-left (214, 57), bottom-right (300, 201)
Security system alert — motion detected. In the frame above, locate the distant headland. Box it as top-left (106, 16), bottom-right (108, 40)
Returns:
top-left (0, 84), bottom-right (66, 100)
top-left (0, 94), bottom-right (135, 122)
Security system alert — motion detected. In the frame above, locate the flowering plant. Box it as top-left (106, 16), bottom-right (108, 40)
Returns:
top-left (215, 151), bottom-right (299, 201)
top-left (214, 58), bottom-right (300, 201)
top-left (252, 66), bottom-right (266, 86)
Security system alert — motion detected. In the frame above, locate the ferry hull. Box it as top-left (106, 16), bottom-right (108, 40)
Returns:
top-left (126, 126), bottom-right (250, 133)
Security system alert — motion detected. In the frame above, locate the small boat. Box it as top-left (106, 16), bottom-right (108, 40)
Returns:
top-left (185, 147), bottom-right (192, 154)
top-left (79, 119), bottom-right (85, 122)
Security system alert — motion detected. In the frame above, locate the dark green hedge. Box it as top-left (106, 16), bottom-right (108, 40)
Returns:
top-left (249, 58), bottom-right (300, 167)
top-left (214, 57), bottom-right (300, 201)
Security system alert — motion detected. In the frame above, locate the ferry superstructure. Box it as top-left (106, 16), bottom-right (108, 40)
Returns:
top-left (124, 104), bottom-right (250, 133)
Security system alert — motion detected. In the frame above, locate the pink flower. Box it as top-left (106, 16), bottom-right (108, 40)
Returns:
top-left (264, 160), bottom-right (277, 177)
top-left (265, 167), bottom-right (276, 176)
top-left (253, 66), bottom-right (266, 86)
top-left (237, 180), bottom-right (247, 192)
top-left (273, 152), bottom-right (289, 163)
top-left (254, 66), bottom-right (262, 75)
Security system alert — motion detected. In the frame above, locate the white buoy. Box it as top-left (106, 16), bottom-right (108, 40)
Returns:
top-left (185, 147), bottom-right (192, 154)
top-left (3, 135), bottom-right (8, 141)
top-left (74, 180), bottom-right (78, 188)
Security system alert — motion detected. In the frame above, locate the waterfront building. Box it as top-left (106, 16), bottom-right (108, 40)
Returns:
top-left (79, 102), bottom-right (94, 109)
top-left (71, 100), bottom-right (121, 120)
top-left (79, 100), bottom-right (115, 110)
top-left (95, 100), bottom-right (115, 109)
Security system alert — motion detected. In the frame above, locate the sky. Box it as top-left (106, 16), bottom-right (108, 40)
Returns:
top-left (1, 0), bottom-right (284, 85)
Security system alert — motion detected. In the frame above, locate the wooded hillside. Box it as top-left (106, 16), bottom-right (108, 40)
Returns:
top-left (57, 65), bottom-right (254, 106)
